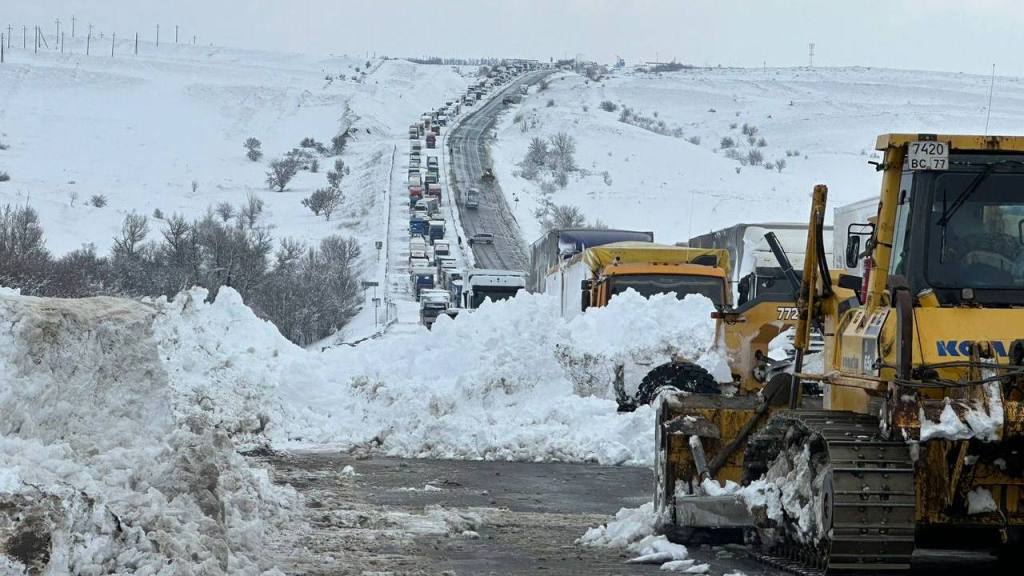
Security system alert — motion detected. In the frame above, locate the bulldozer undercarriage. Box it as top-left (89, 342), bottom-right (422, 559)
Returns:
top-left (743, 410), bottom-right (916, 574)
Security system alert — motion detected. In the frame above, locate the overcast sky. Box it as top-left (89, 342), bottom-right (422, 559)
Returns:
top-left (6, 0), bottom-right (1023, 77)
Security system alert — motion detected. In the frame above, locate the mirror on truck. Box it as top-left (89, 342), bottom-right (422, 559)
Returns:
top-left (845, 223), bottom-right (874, 268)
top-left (845, 236), bottom-right (861, 269)
top-left (580, 279), bottom-right (592, 311)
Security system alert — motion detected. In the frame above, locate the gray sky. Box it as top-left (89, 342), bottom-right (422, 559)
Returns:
top-left (5, 0), bottom-right (1023, 76)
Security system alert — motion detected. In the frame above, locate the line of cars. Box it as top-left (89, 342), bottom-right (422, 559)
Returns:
top-left (405, 62), bottom-right (537, 328)
top-left (407, 110), bottom-right (456, 329)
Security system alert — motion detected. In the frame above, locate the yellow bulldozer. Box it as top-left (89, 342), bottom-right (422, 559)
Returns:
top-left (656, 133), bottom-right (1024, 573)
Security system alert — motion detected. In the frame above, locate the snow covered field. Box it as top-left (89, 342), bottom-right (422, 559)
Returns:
top-left (492, 66), bottom-right (1024, 246)
top-left (0, 42), bottom-right (468, 257)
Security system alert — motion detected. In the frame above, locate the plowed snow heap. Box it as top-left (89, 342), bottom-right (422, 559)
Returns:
top-left (0, 289), bottom-right (295, 575)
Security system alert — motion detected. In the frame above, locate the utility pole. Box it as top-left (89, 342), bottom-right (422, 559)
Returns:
top-left (1, 34), bottom-right (5, 63)
top-left (86, 30), bottom-right (91, 55)
top-left (134, 32), bottom-right (138, 55)
top-left (985, 64), bottom-right (996, 135)
top-left (34, 26), bottom-right (37, 54)
top-left (111, 32), bottom-right (115, 57)
top-left (156, 24), bottom-right (159, 47)
top-left (175, 25), bottom-right (178, 44)
top-left (192, 34), bottom-right (196, 45)
top-left (6, 25), bottom-right (11, 49)
top-left (55, 18), bottom-right (60, 50)
top-left (61, 32), bottom-right (64, 54)
top-left (71, 15), bottom-right (76, 38)
top-left (22, 25), bottom-right (26, 49)
top-left (808, 42), bottom-right (815, 68)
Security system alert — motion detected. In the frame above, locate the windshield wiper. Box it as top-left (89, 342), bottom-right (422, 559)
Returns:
top-left (936, 163), bottom-right (997, 228)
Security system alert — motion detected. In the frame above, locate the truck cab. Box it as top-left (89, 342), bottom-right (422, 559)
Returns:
top-left (419, 289), bottom-right (450, 328)
top-left (426, 184), bottom-right (442, 202)
top-left (582, 262), bottom-right (729, 310)
top-left (411, 268), bottom-right (435, 300)
top-left (464, 269), bottom-right (527, 309)
top-left (428, 219), bottom-right (446, 242)
top-left (409, 216), bottom-right (429, 237)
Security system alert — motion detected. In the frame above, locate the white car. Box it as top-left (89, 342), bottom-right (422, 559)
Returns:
top-left (468, 233), bottom-right (494, 245)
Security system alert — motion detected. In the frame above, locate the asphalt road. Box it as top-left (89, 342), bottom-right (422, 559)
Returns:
top-left (448, 71), bottom-right (549, 270)
top-left (258, 454), bottom-right (776, 576)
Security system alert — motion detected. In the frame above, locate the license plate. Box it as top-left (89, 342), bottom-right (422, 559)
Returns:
top-left (907, 140), bottom-right (949, 170)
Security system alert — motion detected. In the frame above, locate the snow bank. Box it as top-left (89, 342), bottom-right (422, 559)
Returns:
top-left (0, 292), bottom-right (298, 574)
top-left (577, 502), bottom-right (659, 548)
top-left (578, 503), bottom-right (708, 572)
top-left (156, 287), bottom-right (724, 466)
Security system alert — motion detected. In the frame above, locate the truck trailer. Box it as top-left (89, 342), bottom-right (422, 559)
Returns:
top-left (527, 228), bottom-right (654, 294)
top-left (687, 222), bottom-right (833, 302)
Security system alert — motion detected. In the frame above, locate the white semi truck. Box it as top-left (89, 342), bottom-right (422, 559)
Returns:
top-left (463, 269), bottom-right (526, 309)
top-left (832, 197), bottom-right (878, 275)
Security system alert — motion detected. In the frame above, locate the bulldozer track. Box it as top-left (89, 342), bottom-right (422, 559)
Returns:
top-left (745, 410), bottom-right (916, 575)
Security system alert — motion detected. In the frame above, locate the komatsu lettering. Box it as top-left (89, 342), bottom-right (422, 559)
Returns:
top-left (935, 340), bottom-right (1009, 357)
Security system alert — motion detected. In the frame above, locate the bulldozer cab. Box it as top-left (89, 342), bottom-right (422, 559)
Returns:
top-left (877, 141), bottom-right (1024, 307)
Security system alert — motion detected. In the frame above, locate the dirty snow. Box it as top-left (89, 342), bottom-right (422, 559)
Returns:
top-left (918, 391), bottom-right (1004, 443)
top-left (0, 291), bottom-right (298, 574)
top-left (967, 487), bottom-right (998, 515)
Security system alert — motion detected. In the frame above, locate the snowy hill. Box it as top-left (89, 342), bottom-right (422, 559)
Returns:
top-left (492, 66), bottom-right (1024, 246)
top-left (0, 42), bottom-right (469, 255)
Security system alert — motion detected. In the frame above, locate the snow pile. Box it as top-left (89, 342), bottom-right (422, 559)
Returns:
top-left (0, 291), bottom-right (298, 574)
top-left (578, 503), bottom-right (707, 573)
top-left (577, 502), bottom-right (659, 548)
top-left (919, 402), bottom-right (972, 441)
top-left (560, 290), bottom-right (732, 389)
top-left (699, 443), bottom-right (826, 546)
top-left (967, 487), bottom-right (998, 515)
top-left (919, 385), bottom-right (1004, 442)
top-left (157, 287), bottom-right (724, 465)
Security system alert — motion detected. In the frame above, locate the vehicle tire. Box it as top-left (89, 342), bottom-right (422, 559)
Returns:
top-left (635, 362), bottom-right (720, 406)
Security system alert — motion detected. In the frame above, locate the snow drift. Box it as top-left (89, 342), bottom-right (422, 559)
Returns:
top-left (160, 287), bottom-right (725, 466)
top-left (0, 292), bottom-right (297, 575)
top-left (0, 284), bottom-right (724, 569)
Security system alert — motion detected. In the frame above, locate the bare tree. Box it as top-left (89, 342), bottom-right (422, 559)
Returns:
top-left (215, 202), bottom-right (235, 222)
top-left (0, 204), bottom-right (50, 290)
top-left (302, 187), bottom-right (343, 220)
top-left (327, 159), bottom-right (345, 188)
top-left (239, 193), bottom-right (264, 228)
top-left (542, 204), bottom-right (587, 231)
top-left (113, 212), bottom-right (149, 257)
top-left (548, 132), bottom-right (577, 174)
top-left (525, 137), bottom-right (548, 168)
top-left (266, 157), bottom-right (299, 191)
top-left (244, 137), bottom-right (263, 162)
